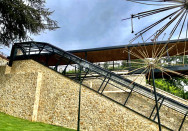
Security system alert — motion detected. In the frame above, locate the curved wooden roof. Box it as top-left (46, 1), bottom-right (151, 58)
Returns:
top-left (68, 39), bottom-right (188, 63)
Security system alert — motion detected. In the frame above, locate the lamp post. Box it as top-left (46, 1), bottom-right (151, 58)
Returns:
top-left (77, 65), bottom-right (82, 131)
top-left (151, 68), bottom-right (161, 131)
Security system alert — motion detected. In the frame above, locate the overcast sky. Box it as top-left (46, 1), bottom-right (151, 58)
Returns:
top-left (33, 0), bottom-right (143, 50)
top-left (0, 0), bottom-right (183, 55)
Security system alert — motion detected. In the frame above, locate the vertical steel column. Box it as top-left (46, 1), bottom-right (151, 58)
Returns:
top-left (152, 69), bottom-right (161, 131)
top-left (113, 61), bottom-right (114, 70)
top-left (165, 45), bottom-right (170, 65)
top-left (178, 111), bottom-right (188, 131)
top-left (128, 47), bottom-right (131, 68)
top-left (127, 59), bottom-right (129, 67)
top-left (77, 66), bottom-right (82, 131)
top-left (85, 52), bottom-right (87, 60)
top-left (9, 45), bottom-right (16, 66)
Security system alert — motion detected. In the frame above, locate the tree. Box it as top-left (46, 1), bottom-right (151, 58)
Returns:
top-left (0, 0), bottom-right (58, 47)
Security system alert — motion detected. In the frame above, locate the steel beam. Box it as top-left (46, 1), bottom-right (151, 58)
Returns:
top-left (101, 74), bottom-right (111, 94)
top-left (124, 85), bottom-right (135, 105)
top-left (81, 69), bottom-right (89, 83)
top-left (98, 74), bottom-right (108, 92)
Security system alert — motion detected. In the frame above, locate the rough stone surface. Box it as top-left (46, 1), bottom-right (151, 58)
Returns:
top-left (0, 66), bottom-right (38, 120)
top-left (123, 74), bottom-right (146, 86)
top-left (0, 56), bottom-right (8, 66)
top-left (0, 60), bottom-right (187, 130)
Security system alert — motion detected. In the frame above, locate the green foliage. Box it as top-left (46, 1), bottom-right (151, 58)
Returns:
top-left (0, 0), bottom-right (58, 46)
top-left (121, 59), bottom-right (145, 69)
top-left (66, 69), bottom-right (76, 74)
top-left (103, 62), bottom-right (109, 69)
top-left (0, 112), bottom-right (75, 131)
top-left (121, 60), bottom-right (128, 68)
top-left (149, 77), bottom-right (188, 99)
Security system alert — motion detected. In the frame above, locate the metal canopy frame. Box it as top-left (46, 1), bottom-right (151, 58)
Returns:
top-left (9, 41), bottom-right (188, 130)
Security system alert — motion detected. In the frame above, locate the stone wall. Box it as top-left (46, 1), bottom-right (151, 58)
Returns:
top-left (0, 66), bottom-right (39, 121)
top-left (0, 60), bottom-right (186, 130)
top-left (0, 56), bottom-right (8, 66)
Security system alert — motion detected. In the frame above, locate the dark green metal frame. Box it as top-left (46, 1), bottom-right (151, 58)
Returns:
top-left (9, 41), bottom-right (188, 130)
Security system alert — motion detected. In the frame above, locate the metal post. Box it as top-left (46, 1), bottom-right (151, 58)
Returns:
top-left (85, 52), bottom-right (87, 60)
top-left (128, 47), bottom-right (131, 68)
top-left (77, 66), bottom-right (82, 131)
top-left (178, 111), bottom-right (188, 131)
top-left (165, 45), bottom-right (170, 65)
top-left (9, 45), bottom-right (16, 66)
top-left (127, 59), bottom-right (129, 67)
top-left (151, 68), bottom-right (161, 131)
top-left (113, 61), bottom-right (114, 70)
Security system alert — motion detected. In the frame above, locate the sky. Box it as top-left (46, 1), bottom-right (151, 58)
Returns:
top-left (33, 0), bottom-right (139, 50)
top-left (0, 0), bottom-right (157, 55)
top-left (0, 0), bottom-right (185, 55)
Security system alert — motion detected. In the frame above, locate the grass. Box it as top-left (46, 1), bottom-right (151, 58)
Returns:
top-left (0, 112), bottom-right (75, 131)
